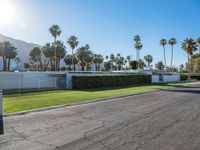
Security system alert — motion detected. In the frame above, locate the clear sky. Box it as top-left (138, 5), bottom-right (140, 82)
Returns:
top-left (0, 0), bottom-right (200, 67)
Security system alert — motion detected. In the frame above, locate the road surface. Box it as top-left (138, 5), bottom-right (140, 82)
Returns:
top-left (0, 84), bottom-right (200, 150)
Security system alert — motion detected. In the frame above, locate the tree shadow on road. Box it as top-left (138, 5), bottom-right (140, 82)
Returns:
top-left (161, 87), bottom-right (200, 94)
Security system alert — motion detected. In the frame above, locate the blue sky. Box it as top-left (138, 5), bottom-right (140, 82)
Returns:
top-left (0, 0), bottom-right (200, 67)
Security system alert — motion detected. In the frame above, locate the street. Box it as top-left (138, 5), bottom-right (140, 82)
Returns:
top-left (0, 84), bottom-right (200, 150)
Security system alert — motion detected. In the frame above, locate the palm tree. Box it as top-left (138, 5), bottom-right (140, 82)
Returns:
top-left (110, 54), bottom-right (115, 70)
top-left (133, 35), bottom-right (141, 43)
top-left (155, 61), bottom-right (165, 71)
top-left (76, 44), bottom-right (92, 71)
top-left (0, 41), bottom-right (17, 71)
top-left (93, 54), bottom-right (104, 71)
top-left (169, 38), bottom-right (177, 69)
top-left (49, 25), bottom-right (61, 71)
top-left (126, 55), bottom-right (131, 69)
top-left (160, 39), bottom-right (167, 67)
top-left (67, 36), bottom-right (79, 71)
top-left (134, 42), bottom-right (142, 63)
top-left (182, 38), bottom-right (198, 79)
top-left (196, 37), bottom-right (200, 54)
top-left (144, 55), bottom-right (153, 69)
top-left (133, 35), bottom-right (142, 61)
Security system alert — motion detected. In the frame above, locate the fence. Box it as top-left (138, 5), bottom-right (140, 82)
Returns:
top-left (0, 72), bottom-right (66, 93)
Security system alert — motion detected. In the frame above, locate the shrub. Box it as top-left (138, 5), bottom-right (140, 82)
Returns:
top-left (180, 75), bottom-right (188, 81)
top-left (180, 74), bottom-right (200, 81)
top-left (72, 74), bottom-right (152, 89)
top-left (191, 75), bottom-right (200, 80)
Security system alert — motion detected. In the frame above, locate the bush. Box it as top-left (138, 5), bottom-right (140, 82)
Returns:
top-left (180, 75), bottom-right (188, 81)
top-left (72, 74), bottom-right (152, 89)
top-left (191, 75), bottom-right (200, 80)
top-left (180, 74), bottom-right (200, 81)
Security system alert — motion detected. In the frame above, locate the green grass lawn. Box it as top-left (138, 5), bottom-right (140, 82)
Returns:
top-left (3, 83), bottom-right (187, 114)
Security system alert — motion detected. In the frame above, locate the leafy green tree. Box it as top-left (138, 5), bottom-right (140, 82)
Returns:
top-left (160, 39), bottom-right (167, 67)
top-left (182, 38), bottom-right (198, 79)
top-left (144, 55), bottom-right (153, 69)
top-left (49, 24), bottom-right (62, 71)
top-left (155, 61), bottom-right (165, 71)
top-left (169, 38), bottom-right (177, 68)
top-left (67, 36), bottom-right (79, 71)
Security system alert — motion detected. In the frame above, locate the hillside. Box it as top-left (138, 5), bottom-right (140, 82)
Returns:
top-left (0, 34), bottom-right (41, 70)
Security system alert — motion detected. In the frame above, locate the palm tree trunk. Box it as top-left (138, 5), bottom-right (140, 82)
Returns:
top-left (73, 64), bottom-right (76, 71)
top-left (95, 64), bottom-right (97, 71)
top-left (54, 37), bottom-right (57, 71)
top-left (72, 48), bottom-right (74, 71)
top-left (81, 65), bottom-right (85, 71)
top-left (170, 45), bottom-right (173, 69)
top-left (163, 46), bottom-right (167, 68)
top-left (188, 54), bottom-right (191, 80)
top-left (8, 58), bottom-right (10, 71)
top-left (3, 56), bottom-right (6, 71)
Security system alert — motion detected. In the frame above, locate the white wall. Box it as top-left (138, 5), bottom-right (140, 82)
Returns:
top-left (0, 72), bottom-right (66, 91)
top-left (163, 75), bottom-right (180, 82)
top-left (152, 75), bottom-right (159, 83)
top-left (152, 75), bottom-right (180, 83)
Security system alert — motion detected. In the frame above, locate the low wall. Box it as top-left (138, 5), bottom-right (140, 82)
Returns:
top-left (0, 72), bottom-right (66, 92)
top-left (152, 75), bottom-right (180, 83)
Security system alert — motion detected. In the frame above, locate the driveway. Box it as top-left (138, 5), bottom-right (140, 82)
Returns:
top-left (0, 84), bottom-right (200, 150)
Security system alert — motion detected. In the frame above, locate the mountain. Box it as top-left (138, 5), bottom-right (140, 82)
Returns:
top-left (0, 34), bottom-right (41, 70)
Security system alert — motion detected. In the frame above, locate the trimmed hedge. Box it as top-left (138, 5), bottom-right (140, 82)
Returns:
top-left (180, 75), bottom-right (200, 81)
top-left (72, 74), bottom-right (152, 89)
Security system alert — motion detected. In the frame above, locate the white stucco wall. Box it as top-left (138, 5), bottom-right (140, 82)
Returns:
top-left (0, 72), bottom-right (66, 90)
top-left (152, 75), bottom-right (180, 83)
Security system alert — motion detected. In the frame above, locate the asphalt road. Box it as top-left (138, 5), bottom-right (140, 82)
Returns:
top-left (0, 84), bottom-right (200, 150)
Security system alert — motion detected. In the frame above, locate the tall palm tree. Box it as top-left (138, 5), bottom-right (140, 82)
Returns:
top-left (126, 55), bottom-right (131, 69)
top-left (196, 37), bottom-right (200, 54)
top-left (169, 38), bottom-right (177, 69)
top-left (182, 38), bottom-right (198, 80)
top-left (134, 42), bottom-right (142, 62)
top-left (160, 39), bottom-right (167, 67)
top-left (144, 55), bottom-right (153, 69)
top-left (49, 25), bottom-right (61, 71)
top-left (133, 35), bottom-right (142, 61)
top-left (133, 35), bottom-right (141, 43)
top-left (67, 36), bottom-right (79, 71)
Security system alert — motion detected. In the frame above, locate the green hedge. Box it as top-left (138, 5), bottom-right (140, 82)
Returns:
top-left (180, 75), bottom-right (200, 81)
top-left (72, 74), bottom-right (152, 89)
